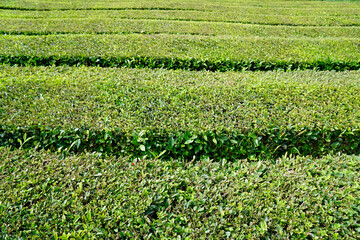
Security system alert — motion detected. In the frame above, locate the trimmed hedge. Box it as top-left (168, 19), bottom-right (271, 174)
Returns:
top-left (1, 147), bottom-right (360, 238)
top-left (1, 0), bottom-right (359, 17)
top-left (1, 9), bottom-right (360, 27)
top-left (1, 19), bottom-right (360, 38)
top-left (2, 66), bottom-right (360, 131)
top-left (1, 0), bottom-right (360, 238)
top-left (1, 66), bottom-right (359, 159)
top-left (0, 35), bottom-right (358, 71)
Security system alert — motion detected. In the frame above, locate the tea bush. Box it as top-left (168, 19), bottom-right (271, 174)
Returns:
top-left (1, 147), bottom-right (359, 239)
top-left (1, 66), bottom-right (359, 159)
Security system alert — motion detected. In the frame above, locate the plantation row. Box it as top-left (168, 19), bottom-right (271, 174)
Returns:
top-left (2, 7), bottom-right (359, 17)
top-left (2, 18), bottom-right (360, 38)
top-left (2, 66), bottom-right (359, 131)
top-left (2, 7), bottom-right (360, 18)
top-left (1, 35), bottom-right (359, 68)
top-left (1, 0), bottom-right (359, 12)
top-left (1, 0), bottom-right (359, 238)
top-left (1, 9), bottom-right (359, 27)
top-left (1, 66), bottom-right (359, 158)
top-left (1, 147), bottom-right (359, 239)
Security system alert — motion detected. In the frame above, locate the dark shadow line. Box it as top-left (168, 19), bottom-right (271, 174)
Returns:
top-left (0, 31), bottom-right (216, 36)
top-left (0, 6), bottom-right (212, 12)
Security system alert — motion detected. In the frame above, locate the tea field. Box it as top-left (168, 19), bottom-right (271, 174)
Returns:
top-left (1, 0), bottom-right (360, 238)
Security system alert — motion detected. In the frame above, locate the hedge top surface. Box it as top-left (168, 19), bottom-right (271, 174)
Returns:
top-left (1, 0), bottom-right (359, 29)
top-left (1, 146), bottom-right (360, 238)
top-left (1, 66), bottom-right (360, 132)
top-left (1, 0), bottom-right (360, 11)
top-left (1, 18), bottom-right (360, 38)
top-left (1, 34), bottom-right (359, 63)
top-left (1, 9), bottom-right (359, 27)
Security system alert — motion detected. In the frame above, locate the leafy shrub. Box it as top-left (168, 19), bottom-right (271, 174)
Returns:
top-left (1, 147), bottom-right (360, 239)
top-left (0, 34), bottom-right (359, 72)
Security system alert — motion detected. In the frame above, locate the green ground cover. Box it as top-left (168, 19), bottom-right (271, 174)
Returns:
top-left (1, 147), bottom-right (360, 239)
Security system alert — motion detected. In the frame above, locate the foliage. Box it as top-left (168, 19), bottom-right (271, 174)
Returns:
top-left (1, 55), bottom-right (359, 71)
top-left (1, 0), bottom-right (360, 237)
top-left (1, 0), bottom-right (359, 26)
top-left (0, 34), bottom-right (359, 71)
top-left (1, 147), bottom-right (360, 239)
top-left (1, 66), bottom-right (359, 159)
top-left (1, 9), bottom-right (360, 27)
top-left (2, 18), bottom-right (360, 38)
top-left (2, 66), bottom-right (359, 132)
top-left (1, 125), bottom-right (360, 160)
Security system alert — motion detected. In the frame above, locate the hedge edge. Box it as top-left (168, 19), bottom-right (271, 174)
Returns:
top-left (1, 55), bottom-right (359, 71)
top-left (1, 125), bottom-right (359, 160)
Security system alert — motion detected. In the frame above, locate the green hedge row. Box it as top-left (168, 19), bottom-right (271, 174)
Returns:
top-left (1, 0), bottom-right (359, 15)
top-left (2, 66), bottom-right (359, 131)
top-left (2, 18), bottom-right (360, 38)
top-left (1, 67), bottom-right (359, 158)
top-left (1, 147), bottom-right (360, 238)
top-left (1, 55), bottom-right (359, 71)
top-left (1, 35), bottom-right (358, 65)
top-left (1, 125), bottom-right (359, 160)
top-left (2, 8), bottom-right (359, 27)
